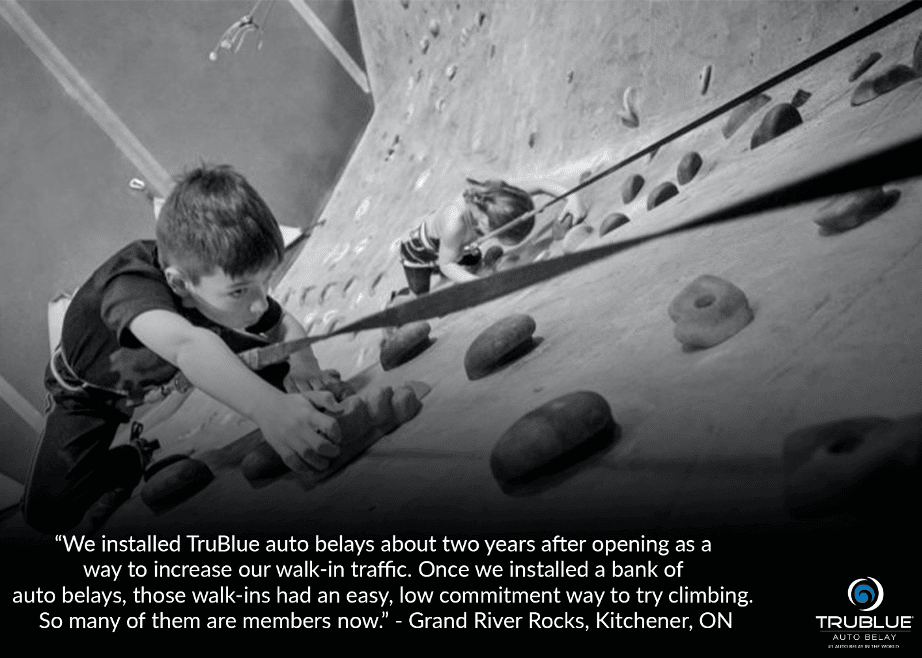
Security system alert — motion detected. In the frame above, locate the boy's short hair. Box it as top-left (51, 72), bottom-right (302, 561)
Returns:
top-left (463, 178), bottom-right (535, 245)
top-left (156, 164), bottom-right (284, 283)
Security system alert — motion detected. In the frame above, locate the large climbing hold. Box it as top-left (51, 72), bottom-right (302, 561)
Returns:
top-left (722, 93), bottom-right (771, 138)
top-left (813, 187), bottom-right (900, 235)
top-left (392, 382), bottom-right (429, 424)
top-left (647, 181), bottom-right (679, 210)
top-left (621, 174), bottom-right (644, 203)
top-left (676, 151), bottom-right (703, 185)
top-left (750, 103), bottom-right (802, 149)
top-left (491, 391), bottom-right (617, 489)
top-left (464, 314), bottom-right (537, 380)
top-left (668, 275), bottom-right (754, 350)
top-left (784, 414), bottom-right (921, 519)
top-left (380, 321), bottom-right (432, 371)
top-left (141, 456), bottom-right (214, 513)
top-left (851, 64), bottom-right (918, 106)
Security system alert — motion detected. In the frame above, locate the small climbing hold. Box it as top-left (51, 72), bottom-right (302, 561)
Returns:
top-left (490, 391), bottom-right (617, 488)
top-left (617, 87), bottom-right (639, 128)
top-left (647, 181), bottom-right (679, 210)
top-left (241, 442), bottom-right (289, 485)
top-left (461, 27), bottom-right (471, 46)
top-left (676, 151), bottom-right (703, 185)
top-left (699, 64), bottom-right (713, 95)
top-left (783, 414), bottom-right (920, 519)
top-left (464, 314), bottom-right (537, 381)
top-left (621, 174), bottom-right (644, 203)
top-left (567, 70), bottom-right (574, 83)
top-left (419, 37), bottom-right (429, 54)
top-left (528, 131), bottom-right (537, 148)
top-left (435, 97), bottom-right (446, 112)
top-left (668, 275), bottom-right (754, 350)
top-left (141, 456), bottom-right (214, 513)
top-left (445, 63), bottom-right (457, 79)
top-left (813, 187), bottom-right (901, 235)
top-left (599, 213), bottom-right (629, 236)
top-left (380, 321), bottom-right (432, 371)
top-left (428, 19), bottom-right (440, 37)
top-left (790, 88), bottom-right (812, 108)
top-left (750, 103), bottom-right (803, 149)
top-left (477, 10), bottom-right (487, 27)
top-left (722, 93), bottom-right (771, 138)
top-left (848, 51), bottom-right (882, 82)
top-left (551, 212), bottom-right (573, 241)
top-left (562, 224), bottom-right (593, 253)
top-left (400, 0), bottom-right (409, 8)
top-left (482, 245), bottom-right (504, 269)
top-left (489, 43), bottom-right (496, 58)
top-left (851, 64), bottom-right (918, 106)
top-left (579, 169), bottom-right (592, 184)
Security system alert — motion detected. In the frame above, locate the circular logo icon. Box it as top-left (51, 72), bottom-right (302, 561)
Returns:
top-left (848, 577), bottom-right (884, 611)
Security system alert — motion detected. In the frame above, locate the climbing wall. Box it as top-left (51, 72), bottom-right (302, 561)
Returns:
top-left (10, 0), bottom-right (918, 539)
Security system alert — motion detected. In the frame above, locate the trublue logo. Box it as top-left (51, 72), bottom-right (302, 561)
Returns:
top-left (848, 577), bottom-right (884, 611)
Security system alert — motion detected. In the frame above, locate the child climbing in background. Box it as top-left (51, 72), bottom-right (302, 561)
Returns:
top-left (397, 177), bottom-right (587, 295)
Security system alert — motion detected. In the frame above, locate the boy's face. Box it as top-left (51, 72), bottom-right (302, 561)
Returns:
top-left (181, 263), bottom-right (277, 331)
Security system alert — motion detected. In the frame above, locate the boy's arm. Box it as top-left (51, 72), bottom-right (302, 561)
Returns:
top-left (130, 309), bottom-right (342, 472)
top-left (514, 178), bottom-right (587, 225)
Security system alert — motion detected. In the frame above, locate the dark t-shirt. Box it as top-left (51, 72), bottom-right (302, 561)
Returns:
top-left (59, 240), bottom-right (283, 399)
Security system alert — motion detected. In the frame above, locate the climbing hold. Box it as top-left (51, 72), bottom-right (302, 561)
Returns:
top-left (400, 0), bottom-right (409, 8)
top-left (419, 37), bottom-right (429, 54)
top-left (750, 103), bottom-right (802, 149)
top-left (482, 245), bottom-right (504, 269)
top-left (567, 70), bottom-right (574, 83)
top-left (392, 383), bottom-right (427, 424)
top-left (791, 88), bottom-right (812, 108)
top-left (699, 64), bottom-right (713, 95)
top-left (676, 151), bottom-right (703, 185)
top-left (331, 396), bottom-right (374, 445)
top-left (813, 187), bottom-right (900, 235)
top-left (435, 97), bottom-right (446, 112)
top-left (428, 19), bottom-right (440, 37)
top-left (579, 169), bottom-right (592, 184)
top-left (668, 275), bottom-right (754, 350)
top-left (445, 63), bottom-right (457, 79)
top-left (464, 314), bottom-right (537, 380)
top-left (477, 10), bottom-right (487, 27)
top-left (141, 456), bottom-right (214, 513)
top-left (617, 87), bottom-right (639, 128)
top-left (851, 64), bottom-right (918, 106)
top-left (599, 213), bottom-right (629, 236)
top-left (241, 441), bottom-right (289, 485)
top-left (362, 386), bottom-right (399, 434)
top-left (562, 224), bottom-right (593, 253)
top-left (722, 93), bottom-right (771, 138)
top-left (380, 321), bottom-right (432, 371)
top-left (848, 51), bottom-right (882, 82)
top-left (528, 131), bottom-right (537, 148)
top-left (490, 391), bottom-right (617, 487)
top-left (551, 212), bottom-right (573, 241)
top-left (784, 414), bottom-right (920, 519)
top-left (621, 174), bottom-right (644, 203)
top-left (646, 181), bottom-right (679, 210)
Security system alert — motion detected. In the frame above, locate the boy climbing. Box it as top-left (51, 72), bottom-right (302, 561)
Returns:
top-left (23, 164), bottom-right (347, 534)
